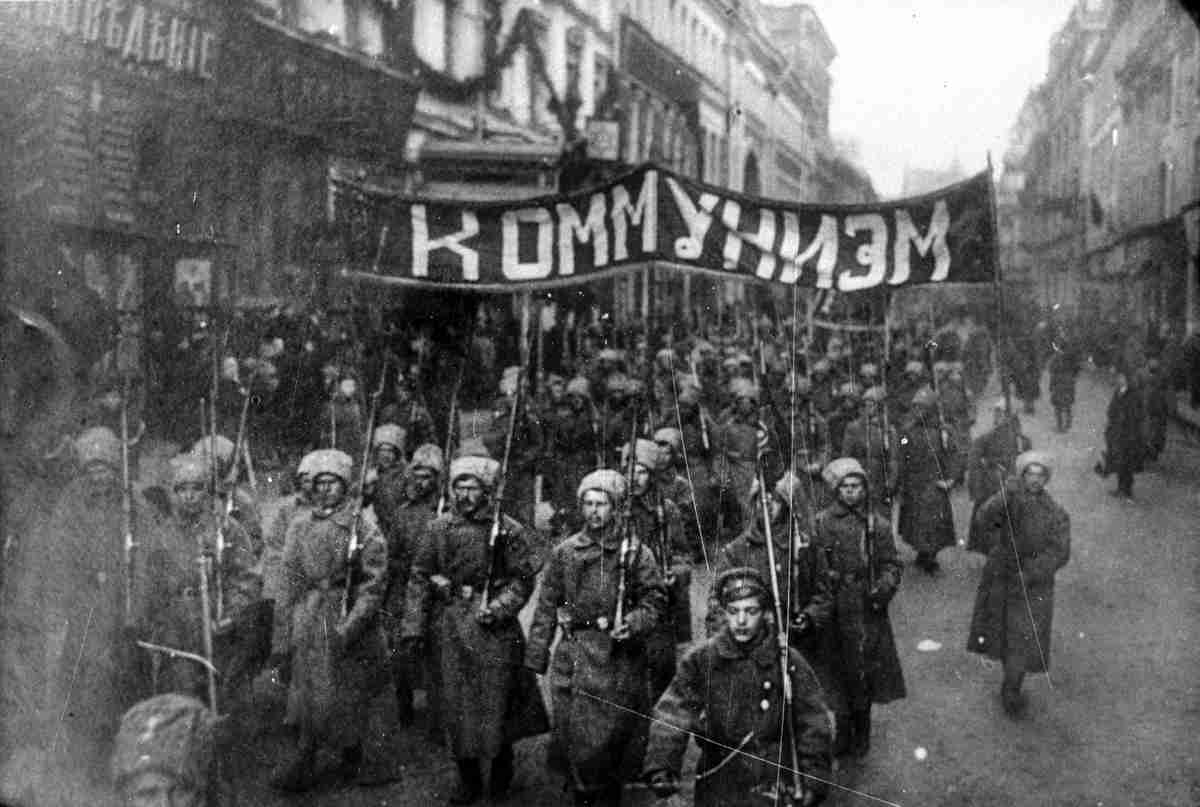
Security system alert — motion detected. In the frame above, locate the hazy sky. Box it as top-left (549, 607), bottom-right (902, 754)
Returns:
top-left (770, 0), bottom-right (1078, 197)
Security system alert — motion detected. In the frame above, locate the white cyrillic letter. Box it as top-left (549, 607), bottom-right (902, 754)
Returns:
top-left (556, 194), bottom-right (608, 276)
top-left (412, 205), bottom-right (479, 281)
top-left (780, 214), bottom-right (839, 287)
top-left (840, 213), bottom-right (888, 291)
top-left (502, 207), bottom-right (554, 281)
top-left (893, 200), bottom-right (951, 284)
top-left (610, 169), bottom-right (658, 261)
top-left (666, 177), bottom-right (718, 260)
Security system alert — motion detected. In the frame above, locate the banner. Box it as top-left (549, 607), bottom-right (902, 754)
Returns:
top-left (334, 163), bottom-right (998, 293)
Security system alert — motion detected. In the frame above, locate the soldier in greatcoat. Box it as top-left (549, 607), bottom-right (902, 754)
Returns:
top-left (261, 452), bottom-right (316, 610)
top-left (540, 376), bottom-right (603, 518)
top-left (190, 435), bottom-right (263, 553)
top-left (786, 374), bottom-right (833, 514)
top-left (813, 458), bottom-right (906, 757)
top-left (650, 427), bottom-right (704, 560)
top-left (146, 455), bottom-right (261, 711)
top-left (967, 451), bottom-right (1070, 716)
top-left (709, 472), bottom-right (832, 656)
top-left (623, 439), bottom-right (692, 702)
top-left (525, 469), bottom-right (667, 807)
top-left (401, 455), bottom-right (548, 804)
top-left (267, 449), bottom-right (390, 791)
top-left (379, 370), bottom-right (437, 459)
top-left (0, 427), bottom-right (154, 795)
top-left (711, 378), bottom-right (777, 542)
top-left (643, 567), bottom-right (833, 807)
top-left (378, 443), bottom-right (443, 728)
top-left (841, 386), bottom-right (898, 508)
top-left (965, 402), bottom-right (1030, 554)
top-left (369, 424), bottom-right (409, 520)
top-left (896, 388), bottom-right (962, 573)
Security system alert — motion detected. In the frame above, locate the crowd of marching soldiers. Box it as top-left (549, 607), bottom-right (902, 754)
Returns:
top-left (2, 304), bottom-right (1034, 807)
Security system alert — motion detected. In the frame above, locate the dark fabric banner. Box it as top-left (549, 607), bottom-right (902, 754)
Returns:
top-left (334, 163), bottom-right (998, 293)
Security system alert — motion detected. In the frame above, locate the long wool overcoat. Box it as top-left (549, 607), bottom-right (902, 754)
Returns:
top-left (967, 482), bottom-right (1070, 673)
top-left (402, 509), bottom-right (548, 759)
top-left (812, 502), bottom-right (906, 712)
top-left (525, 526), bottom-right (667, 794)
top-left (643, 628), bottom-right (833, 807)
top-left (273, 502), bottom-right (389, 747)
top-left (896, 416), bottom-right (961, 554)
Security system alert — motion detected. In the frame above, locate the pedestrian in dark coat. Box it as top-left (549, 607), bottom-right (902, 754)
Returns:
top-left (402, 454), bottom-right (548, 804)
top-left (525, 469), bottom-right (667, 807)
top-left (541, 377), bottom-right (603, 513)
top-left (643, 567), bottom-right (833, 807)
top-left (965, 402), bottom-right (1031, 554)
top-left (1102, 370), bottom-right (1147, 499)
top-left (967, 451), bottom-right (1070, 715)
top-left (1048, 344), bottom-right (1082, 433)
top-left (813, 458), bottom-right (906, 757)
top-left (267, 449), bottom-right (390, 791)
top-left (896, 389), bottom-right (962, 572)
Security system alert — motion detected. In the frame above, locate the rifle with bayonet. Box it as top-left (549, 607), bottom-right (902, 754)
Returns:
top-left (611, 404), bottom-right (641, 639)
top-left (120, 374), bottom-right (137, 628)
top-left (438, 357), bottom-right (467, 517)
top-left (756, 448), bottom-right (809, 805)
top-left (342, 357), bottom-right (390, 618)
top-left (479, 362), bottom-right (524, 618)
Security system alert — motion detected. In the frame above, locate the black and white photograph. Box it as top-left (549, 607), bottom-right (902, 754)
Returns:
top-left (2, 0), bottom-right (1200, 805)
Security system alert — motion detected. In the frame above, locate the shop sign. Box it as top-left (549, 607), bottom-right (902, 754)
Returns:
top-left (586, 120), bottom-right (621, 161)
top-left (10, 0), bottom-right (219, 81)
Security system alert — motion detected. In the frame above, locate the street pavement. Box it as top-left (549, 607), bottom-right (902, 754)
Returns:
top-left (231, 368), bottom-right (1200, 806)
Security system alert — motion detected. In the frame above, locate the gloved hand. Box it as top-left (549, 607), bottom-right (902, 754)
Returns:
top-left (647, 771), bottom-right (678, 799)
top-left (267, 652), bottom-right (291, 686)
top-left (867, 586), bottom-right (892, 610)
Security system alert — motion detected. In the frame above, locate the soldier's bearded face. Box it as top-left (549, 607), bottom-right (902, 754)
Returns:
top-left (580, 490), bottom-right (615, 530)
top-left (411, 468), bottom-right (437, 497)
top-left (1022, 465), bottom-right (1048, 494)
top-left (632, 465), bottom-right (652, 496)
top-left (453, 478), bottom-right (487, 514)
top-left (837, 477), bottom-right (866, 508)
top-left (84, 462), bottom-right (118, 491)
top-left (725, 596), bottom-right (767, 644)
top-left (174, 482), bottom-right (208, 516)
top-left (567, 394), bottom-right (586, 412)
top-left (375, 444), bottom-right (400, 470)
top-left (123, 770), bottom-right (202, 807)
top-left (314, 475), bottom-right (346, 509)
top-left (735, 397), bottom-right (755, 417)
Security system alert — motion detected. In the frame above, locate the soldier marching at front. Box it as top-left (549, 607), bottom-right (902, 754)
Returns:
top-left (525, 469), bottom-right (667, 806)
top-left (267, 449), bottom-right (391, 791)
top-left (401, 454), bottom-right (548, 804)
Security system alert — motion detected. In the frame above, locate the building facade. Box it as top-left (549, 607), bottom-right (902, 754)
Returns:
top-left (1, 0), bottom-right (421, 369)
top-left (1001, 0), bottom-right (1200, 337)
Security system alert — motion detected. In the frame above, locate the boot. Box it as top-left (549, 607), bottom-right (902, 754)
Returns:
top-left (448, 759), bottom-right (483, 805)
top-left (1001, 684), bottom-right (1025, 717)
top-left (850, 709), bottom-right (872, 758)
top-left (489, 744), bottom-right (515, 799)
top-left (270, 738), bottom-right (319, 792)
